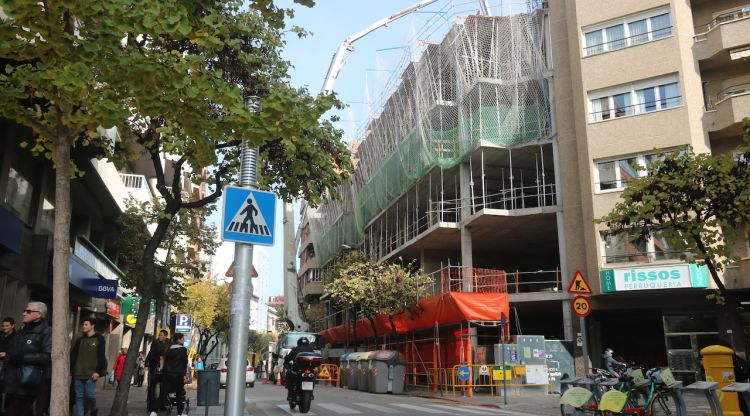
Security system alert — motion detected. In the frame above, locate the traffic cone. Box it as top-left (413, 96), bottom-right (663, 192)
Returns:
top-left (276, 375), bottom-right (282, 386)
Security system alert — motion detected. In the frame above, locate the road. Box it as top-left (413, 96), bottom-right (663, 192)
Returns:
top-left (243, 383), bottom-right (543, 416)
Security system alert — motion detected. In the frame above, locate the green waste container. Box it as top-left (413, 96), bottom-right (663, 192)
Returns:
top-left (368, 350), bottom-right (406, 394)
top-left (197, 369), bottom-right (220, 407)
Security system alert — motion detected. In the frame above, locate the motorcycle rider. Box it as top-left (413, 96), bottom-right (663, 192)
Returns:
top-left (602, 348), bottom-right (626, 376)
top-left (284, 337), bottom-right (314, 401)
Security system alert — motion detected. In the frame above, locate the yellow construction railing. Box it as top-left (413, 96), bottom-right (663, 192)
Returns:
top-left (316, 363), bottom-right (340, 387)
top-left (449, 364), bottom-right (551, 397)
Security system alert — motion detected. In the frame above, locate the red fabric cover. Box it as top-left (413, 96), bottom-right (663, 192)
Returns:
top-left (320, 292), bottom-right (509, 344)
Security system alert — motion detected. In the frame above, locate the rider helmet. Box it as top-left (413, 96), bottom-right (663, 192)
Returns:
top-left (604, 348), bottom-right (614, 357)
top-left (298, 337), bottom-right (310, 347)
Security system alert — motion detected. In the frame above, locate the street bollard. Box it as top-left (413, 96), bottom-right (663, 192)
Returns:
top-left (701, 345), bottom-right (742, 416)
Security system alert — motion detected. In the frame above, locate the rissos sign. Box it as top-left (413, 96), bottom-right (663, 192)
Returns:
top-left (600, 264), bottom-right (709, 293)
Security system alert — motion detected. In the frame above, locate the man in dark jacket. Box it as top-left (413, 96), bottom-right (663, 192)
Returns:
top-left (70, 317), bottom-right (107, 416)
top-left (1, 302), bottom-right (51, 416)
top-left (162, 333), bottom-right (188, 416)
top-left (284, 337), bottom-right (314, 401)
top-left (0, 317), bottom-right (17, 415)
top-left (146, 329), bottom-right (169, 415)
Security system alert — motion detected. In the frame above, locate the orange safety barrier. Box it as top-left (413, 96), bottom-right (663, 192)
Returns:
top-left (316, 364), bottom-right (340, 387)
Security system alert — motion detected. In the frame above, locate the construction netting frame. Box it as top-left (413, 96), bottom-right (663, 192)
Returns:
top-left (312, 8), bottom-right (551, 265)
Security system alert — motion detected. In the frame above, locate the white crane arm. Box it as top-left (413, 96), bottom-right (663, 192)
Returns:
top-left (321, 0), bottom-right (438, 95)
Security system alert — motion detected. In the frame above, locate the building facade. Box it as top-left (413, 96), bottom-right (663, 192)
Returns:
top-left (301, 0), bottom-right (750, 383)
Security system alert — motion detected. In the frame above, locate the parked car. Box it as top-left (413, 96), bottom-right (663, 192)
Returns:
top-left (219, 357), bottom-right (255, 388)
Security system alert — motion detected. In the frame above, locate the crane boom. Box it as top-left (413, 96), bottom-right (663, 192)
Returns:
top-left (321, 0), bottom-right (438, 95)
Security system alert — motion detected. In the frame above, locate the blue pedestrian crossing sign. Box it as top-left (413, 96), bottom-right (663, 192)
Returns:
top-left (221, 186), bottom-right (276, 246)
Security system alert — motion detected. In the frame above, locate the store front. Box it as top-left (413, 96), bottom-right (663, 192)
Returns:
top-left (590, 263), bottom-right (715, 383)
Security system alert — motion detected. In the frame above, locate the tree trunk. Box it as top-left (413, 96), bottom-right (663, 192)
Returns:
top-left (367, 316), bottom-right (379, 345)
top-left (110, 215), bottom-right (173, 416)
top-left (50, 134), bottom-right (72, 416)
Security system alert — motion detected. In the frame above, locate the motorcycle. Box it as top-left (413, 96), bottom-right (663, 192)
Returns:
top-left (287, 352), bottom-right (323, 414)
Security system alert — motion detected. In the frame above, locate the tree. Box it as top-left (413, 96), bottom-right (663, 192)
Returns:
top-left (183, 278), bottom-right (231, 360)
top-left (248, 330), bottom-right (275, 355)
top-left (327, 252), bottom-right (432, 347)
top-left (105, 3), bottom-right (351, 413)
top-left (303, 303), bottom-right (328, 331)
top-left (0, 3), bottom-right (137, 413)
top-left (597, 119), bottom-right (750, 352)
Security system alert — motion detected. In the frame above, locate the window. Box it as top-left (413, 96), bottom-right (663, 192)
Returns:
top-left (589, 76), bottom-right (681, 122)
top-left (583, 10), bottom-right (672, 57)
top-left (602, 230), bottom-right (648, 264)
top-left (4, 167), bottom-right (34, 223)
top-left (595, 152), bottom-right (665, 192)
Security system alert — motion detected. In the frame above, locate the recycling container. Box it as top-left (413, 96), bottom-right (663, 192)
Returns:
top-left (357, 352), bottom-right (374, 392)
top-left (368, 350), bottom-right (407, 394)
top-left (347, 352), bottom-right (363, 390)
top-left (196, 369), bottom-right (220, 407)
top-left (339, 353), bottom-right (351, 388)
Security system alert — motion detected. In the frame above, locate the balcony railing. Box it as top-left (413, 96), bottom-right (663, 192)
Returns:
top-left (584, 26), bottom-right (673, 57)
top-left (706, 82), bottom-right (750, 110)
top-left (603, 250), bottom-right (692, 265)
top-left (694, 6), bottom-right (750, 40)
top-left (120, 173), bottom-right (146, 189)
top-left (419, 266), bottom-right (561, 297)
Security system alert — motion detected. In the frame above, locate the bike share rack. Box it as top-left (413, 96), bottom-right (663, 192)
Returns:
top-left (684, 381), bottom-right (723, 416)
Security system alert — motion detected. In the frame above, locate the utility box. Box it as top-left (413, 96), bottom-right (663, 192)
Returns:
top-left (368, 350), bottom-right (406, 394)
top-left (701, 345), bottom-right (742, 416)
top-left (196, 369), bottom-right (220, 407)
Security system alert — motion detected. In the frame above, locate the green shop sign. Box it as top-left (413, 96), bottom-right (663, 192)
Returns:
top-left (121, 296), bottom-right (156, 316)
top-left (600, 264), bottom-right (709, 293)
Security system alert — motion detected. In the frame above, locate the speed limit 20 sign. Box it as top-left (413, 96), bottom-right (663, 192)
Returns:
top-left (572, 295), bottom-right (591, 317)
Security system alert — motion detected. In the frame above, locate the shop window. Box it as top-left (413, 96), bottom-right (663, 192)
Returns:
top-left (4, 166), bottom-right (34, 223)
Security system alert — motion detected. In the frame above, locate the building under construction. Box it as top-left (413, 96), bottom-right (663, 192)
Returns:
top-left (295, 1), bottom-right (572, 384)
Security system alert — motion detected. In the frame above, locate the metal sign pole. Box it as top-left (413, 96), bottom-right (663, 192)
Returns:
top-left (500, 324), bottom-right (508, 405)
top-left (225, 141), bottom-right (257, 416)
top-left (580, 316), bottom-right (589, 377)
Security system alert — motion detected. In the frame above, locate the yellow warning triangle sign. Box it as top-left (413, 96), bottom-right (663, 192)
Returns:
top-left (318, 366), bottom-right (330, 378)
top-left (568, 270), bottom-right (592, 294)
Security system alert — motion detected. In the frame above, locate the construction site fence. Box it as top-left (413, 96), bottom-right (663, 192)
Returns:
top-left (316, 364), bottom-right (340, 388)
top-left (403, 364), bottom-right (551, 396)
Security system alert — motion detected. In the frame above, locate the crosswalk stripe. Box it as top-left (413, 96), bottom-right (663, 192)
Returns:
top-left (426, 404), bottom-right (493, 414)
top-left (276, 404), bottom-right (317, 415)
top-left (317, 403), bottom-right (363, 414)
top-left (353, 402), bottom-right (395, 413)
top-left (392, 403), bottom-right (447, 413)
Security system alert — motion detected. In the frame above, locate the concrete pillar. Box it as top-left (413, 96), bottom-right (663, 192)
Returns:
top-left (459, 162), bottom-right (474, 291)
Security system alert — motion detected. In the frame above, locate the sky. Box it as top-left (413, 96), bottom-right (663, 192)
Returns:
top-left (207, 0), bottom-right (504, 304)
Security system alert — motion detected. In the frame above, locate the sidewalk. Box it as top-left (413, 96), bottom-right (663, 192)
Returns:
top-left (95, 383), bottom-right (237, 416)
top-left (406, 387), bottom-right (561, 415)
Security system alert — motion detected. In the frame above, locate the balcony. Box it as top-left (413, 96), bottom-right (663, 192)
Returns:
top-left (300, 268), bottom-right (324, 297)
top-left (704, 83), bottom-right (750, 134)
top-left (120, 173), bottom-right (153, 204)
top-left (693, 7), bottom-right (750, 61)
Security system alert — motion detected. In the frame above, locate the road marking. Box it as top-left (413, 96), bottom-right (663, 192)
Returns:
top-left (392, 403), bottom-right (447, 413)
top-left (426, 404), bottom-right (493, 414)
top-left (353, 402), bottom-right (395, 413)
top-left (276, 404), bottom-right (317, 415)
top-left (317, 403), bottom-right (364, 414)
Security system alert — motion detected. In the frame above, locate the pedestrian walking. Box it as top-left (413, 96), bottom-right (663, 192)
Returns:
top-left (146, 329), bottom-right (170, 415)
top-left (0, 317), bottom-right (17, 415)
top-left (112, 348), bottom-right (127, 387)
top-left (134, 352), bottom-right (146, 387)
top-left (162, 333), bottom-right (188, 416)
top-left (0, 302), bottom-right (51, 416)
top-left (70, 317), bottom-right (107, 416)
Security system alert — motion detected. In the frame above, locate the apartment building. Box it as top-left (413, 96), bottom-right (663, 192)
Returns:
top-left (550, 0), bottom-right (750, 382)
top-left (302, 0), bottom-right (750, 383)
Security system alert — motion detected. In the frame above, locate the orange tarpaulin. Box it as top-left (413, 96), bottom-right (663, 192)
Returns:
top-left (319, 292), bottom-right (509, 344)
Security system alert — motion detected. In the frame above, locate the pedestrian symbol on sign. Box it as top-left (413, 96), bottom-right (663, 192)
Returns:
top-left (221, 186), bottom-right (276, 246)
top-left (226, 194), bottom-right (270, 236)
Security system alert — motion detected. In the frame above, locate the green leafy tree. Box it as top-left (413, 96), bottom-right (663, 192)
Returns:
top-left (327, 252), bottom-right (432, 348)
top-left (183, 278), bottom-right (231, 360)
top-left (598, 119), bottom-right (750, 352)
top-left (303, 303), bottom-right (328, 332)
top-left (248, 330), bottom-right (275, 356)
